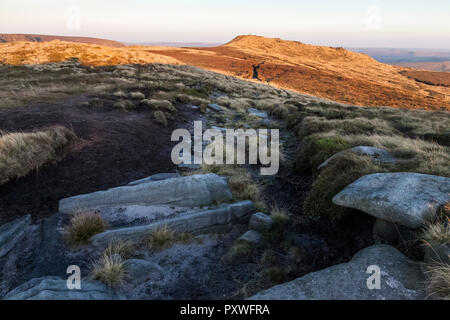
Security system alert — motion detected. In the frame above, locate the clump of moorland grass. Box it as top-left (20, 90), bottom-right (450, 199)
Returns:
top-left (91, 249), bottom-right (126, 288)
top-left (0, 126), bottom-right (75, 185)
top-left (303, 152), bottom-right (385, 221)
top-left (153, 110), bottom-right (168, 126)
top-left (423, 219), bottom-right (450, 244)
top-left (65, 210), bottom-right (109, 246)
top-left (146, 225), bottom-right (175, 250)
top-left (426, 262), bottom-right (450, 300)
top-left (294, 135), bottom-right (350, 174)
top-left (225, 240), bottom-right (254, 262)
top-left (112, 90), bottom-right (126, 98)
top-left (104, 240), bottom-right (136, 259)
top-left (129, 91), bottom-right (145, 100)
top-left (140, 99), bottom-right (176, 112)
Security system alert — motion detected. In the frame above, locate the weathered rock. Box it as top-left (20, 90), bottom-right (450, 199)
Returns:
top-left (127, 173), bottom-right (179, 186)
top-left (249, 212), bottom-right (274, 231)
top-left (318, 146), bottom-right (397, 170)
top-left (248, 245), bottom-right (425, 300)
top-left (247, 108), bottom-right (268, 119)
top-left (333, 173), bottom-right (450, 229)
top-left (125, 259), bottom-right (165, 285)
top-left (92, 201), bottom-right (255, 248)
top-left (0, 215), bottom-right (31, 259)
top-left (96, 205), bottom-right (190, 228)
top-left (59, 174), bottom-right (232, 214)
top-left (207, 103), bottom-right (223, 112)
top-left (423, 241), bottom-right (450, 265)
top-left (4, 276), bottom-right (118, 300)
top-left (239, 230), bottom-right (261, 244)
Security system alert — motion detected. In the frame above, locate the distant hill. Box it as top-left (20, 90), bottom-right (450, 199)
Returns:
top-left (0, 34), bottom-right (124, 48)
top-left (396, 61), bottom-right (450, 72)
top-left (146, 35), bottom-right (450, 110)
top-left (0, 40), bottom-right (180, 66)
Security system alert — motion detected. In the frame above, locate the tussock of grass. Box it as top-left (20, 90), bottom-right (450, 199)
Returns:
top-left (225, 240), bottom-right (254, 261)
top-left (65, 210), bottom-right (109, 245)
top-left (423, 220), bottom-right (450, 244)
top-left (304, 152), bottom-right (385, 220)
top-left (426, 262), bottom-right (450, 300)
top-left (147, 225), bottom-right (175, 250)
top-left (91, 250), bottom-right (126, 288)
top-left (0, 126), bottom-right (75, 185)
top-left (104, 240), bottom-right (136, 259)
top-left (141, 99), bottom-right (176, 112)
top-left (129, 91), bottom-right (145, 99)
top-left (153, 110), bottom-right (168, 126)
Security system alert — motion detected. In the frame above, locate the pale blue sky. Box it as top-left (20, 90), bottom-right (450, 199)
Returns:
top-left (1, 0), bottom-right (449, 48)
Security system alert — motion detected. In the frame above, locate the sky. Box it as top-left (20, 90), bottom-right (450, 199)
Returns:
top-left (1, 0), bottom-right (449, 49)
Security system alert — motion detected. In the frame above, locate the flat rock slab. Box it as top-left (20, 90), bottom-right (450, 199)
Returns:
top-left (92, 201), bottom-right (255, 248)
top-left (248, 245), bottom-right (425, 300)
top-left (249, 212), bottom-right (274, 231)
top-left (207, 104), bottom-right (223, 112)
top-left (4, 276), bottom-right (118, 300)
top-left (247, 108), bottom-right (268, 119)
top-left (97, 205), bottom-right (192, 228)
top-left (333, 173), bottom-right (450, 229)
top-left (318, 146), bottom-right (397, 170)
top-left (239, 230), bottom-right (261, 244)
top-left (0, 215), bottom-right (31, 259)
top-left (59, 173), bottom-right (232, 214)
top-left (127, 173), bottom-right (179, 186)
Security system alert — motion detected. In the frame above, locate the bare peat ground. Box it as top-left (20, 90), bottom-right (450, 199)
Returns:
top-left (0, 95), bottom-right (199, 225)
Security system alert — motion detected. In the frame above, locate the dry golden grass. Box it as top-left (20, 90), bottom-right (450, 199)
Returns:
top-left (0, 40), bottom-right (181, 66)
top-left (146, 225), bottom-right (175, 250)
top-left (91, 250), bottom-right (126, 288)
top-left (423, 219), bottom-right (450, 244)
top-left (426, 262), bottom-right (450, 300)
top-left (65, 210), bottom-right (109, 246)
top-left (0, 126), bottom-right (75, 185)
top-left (153, 110), bottom-right (168, 126)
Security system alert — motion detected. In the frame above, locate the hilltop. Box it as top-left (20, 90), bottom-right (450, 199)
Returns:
top-left (146, 35), bottom-right (450, 110)
top-left (0, 33), bottom-right (124, 48)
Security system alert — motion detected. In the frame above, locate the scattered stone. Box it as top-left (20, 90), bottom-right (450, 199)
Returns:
top-left (0, 215), bottom-right (31, 259)
top-left (125, 259), bottom-right (165, 285)
top-left (333, 173), bottom-right (450, 229)
top-left (247, 108), bottom-right (268, 119)
top-left (207, 104), bottom-right (222, 112)
top-left (92, 201), bottom-right (255, 248)
top-left (59, 174), bottom-right (232, 214)
top-left (4, 276), bottom-right (119, 300)
top-left (188, 105), bottom-right (200, 110)
top-left (239, 230), bottom-right (261, 244)
top-left (249, 212), bottom-right (274, 231)
top-left (248, 245), bottom-right (425, 300)
top-left (127, 173), bottom-right (179, 186)
top-left (318, 146), bottom-right (397, 170)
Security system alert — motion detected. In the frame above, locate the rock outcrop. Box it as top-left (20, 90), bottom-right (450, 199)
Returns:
top-left (248, 245), bottom-right (425, 300)
top-left (59, 174), bottom-right (232, 214)
top-left (333, 173), bottom-right (450, 229)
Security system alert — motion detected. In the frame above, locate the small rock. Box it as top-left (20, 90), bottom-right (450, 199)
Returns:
top-left (333, 173), bottom-right (450, 229)
top-left (247, 108), bottom-right (268, 119)
top-left (318, 146), bottom-right (397, 170)
top-left (207, 104), bottom-right (223, 112)
top-left (125, 259), bottom-right (165, 285)
top-left (249, 212), bottom-right (274, 231)
top-left (239, 230), bottom-right (261, 244)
